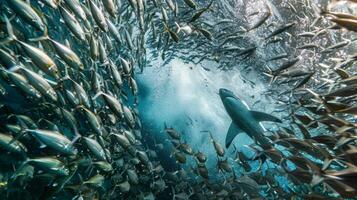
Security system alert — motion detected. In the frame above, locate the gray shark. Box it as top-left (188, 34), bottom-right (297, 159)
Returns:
top-left (219, 88), bottom-right (282, 149)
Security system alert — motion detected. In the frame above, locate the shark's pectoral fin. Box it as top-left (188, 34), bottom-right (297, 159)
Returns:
top-left (226, 122), bottom-right (243, 148)
top-left (250, 111), bottom-right (282, 123)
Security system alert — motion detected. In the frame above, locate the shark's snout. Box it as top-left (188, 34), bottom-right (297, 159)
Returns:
top-left (219, 88), bottom-right (239, 101)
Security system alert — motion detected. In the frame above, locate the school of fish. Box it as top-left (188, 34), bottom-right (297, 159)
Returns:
top-left (0, 0), bottom-right (356, 199)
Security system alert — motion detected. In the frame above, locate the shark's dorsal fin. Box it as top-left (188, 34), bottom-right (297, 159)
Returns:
top-left (250, 111), bottom-right (282, 123)
top-left (226, 122), bottom-right (244, 148)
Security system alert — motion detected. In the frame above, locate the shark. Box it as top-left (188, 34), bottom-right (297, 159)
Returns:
top-left (219, 88), bottom-right (282, 149)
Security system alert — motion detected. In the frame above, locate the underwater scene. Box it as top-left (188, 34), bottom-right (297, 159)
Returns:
top-left (0, 0), bottom-right (357, 199)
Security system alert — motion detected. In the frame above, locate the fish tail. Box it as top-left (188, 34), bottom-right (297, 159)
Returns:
top-left (174, 22), bottom-right (181, 33)
top-left (66, 134), bottom-right (81, 150)
top-left (8, 125), bottom-right (30, 146)
top-left (203, 130), bottom-right (213, 140)
top-left (0, 15), bottom-right (17, 45)
top-left (92, 91), bottom-right (104, 100)
top-left (311, 174), bottom-right (324, 187)
top-left (28, 27), bottom-right (50, 42)
top-left (163, 23), bottom-right (169, 33)
top-left (262, 66), bottom-right (277, 84)
top-left (58, 74), bottom-right (72, 83)
top-left (320, 46), bottom-right (327, 53)
top-left (10, 159), bottom-right (30, 179)
top-left (322, 158), bottom-right (334, 171)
